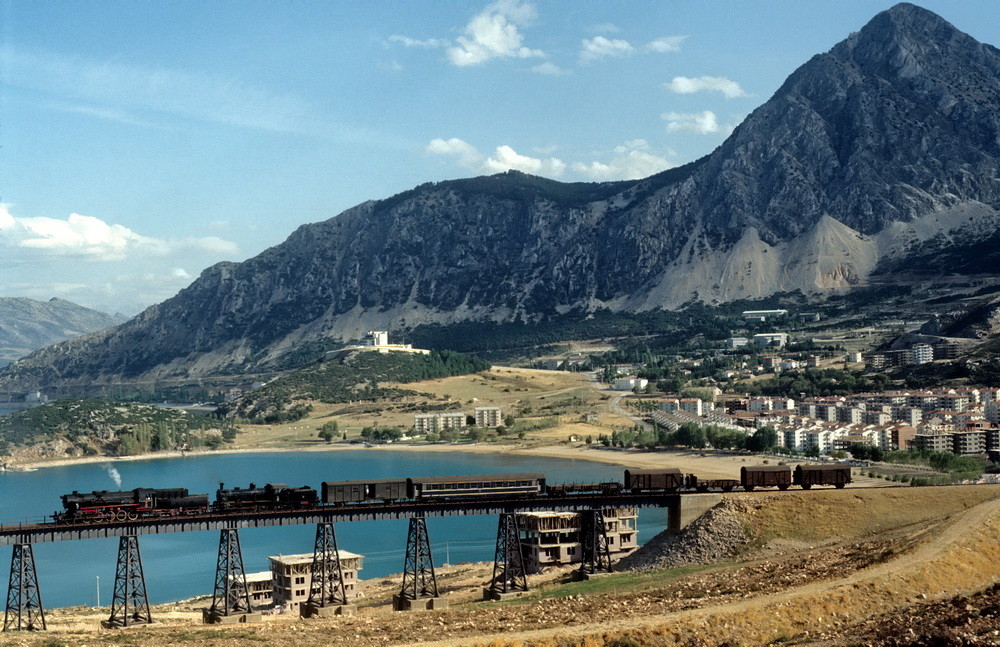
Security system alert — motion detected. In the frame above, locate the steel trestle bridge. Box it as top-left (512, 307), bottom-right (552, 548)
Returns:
top-left (1, 491), bottom-right (682, 631)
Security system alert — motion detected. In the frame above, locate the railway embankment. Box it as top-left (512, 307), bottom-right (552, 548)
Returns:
top-left (617, 498), bottom-right (754, 571)
top-left (622, 485), bottom-right (1000, 573)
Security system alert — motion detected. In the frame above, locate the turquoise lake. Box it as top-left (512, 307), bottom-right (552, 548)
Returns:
top-left (0, 450), bottom-right (669, 607)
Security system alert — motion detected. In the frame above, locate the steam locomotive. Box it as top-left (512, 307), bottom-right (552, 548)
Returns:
top-left (54, 464), bottom-right (851, 523)
top-left (58, 487), bottom-right (210, 523)
top-left (55, 482), bottom-right (317, 523)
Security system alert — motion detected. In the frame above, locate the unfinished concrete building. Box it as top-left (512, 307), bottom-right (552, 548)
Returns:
top-left (267, 550), bottom-right (364, 614)
top-left (516, 508), bottom-right (638, 573)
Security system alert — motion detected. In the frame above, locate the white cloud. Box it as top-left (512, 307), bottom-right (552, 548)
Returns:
top-left (531, 62), bottom-right (568, 75)
top-left (614, 139), bottom-right (651, 154)
top-left (572, 141), bottom-right (676, 181)
top-left (0, 208), bottom-right (165, 261)
top-left (483, 145), bottom-right (566, 177)
top-left (426, 139), bottom-right (564, 178)
top-left (580, 36), bottom-right (634, 63)
top-left (171, 267), bottom-right (192, 279)
top-left (387, 35), bottom-right (449, 48)
top-left (0, 206), bottom-right (15, 229)
top-left (426, 137), bottom-right (484, 169)
top-left (447, 0), bottom-right (544, 66)
top-left (662, 111), bottom-right (721, 134)
top-left (427, 138), bottom-right (677, 181)
top-left (0, 204), bottom-right (238, 261)
top-left (647, 36), bottom-right (687, 53)
top-left (664, 75), bottom-right (747, 98)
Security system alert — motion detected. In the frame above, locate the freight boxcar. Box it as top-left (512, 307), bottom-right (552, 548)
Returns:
top-left (321, 479), bottom-right (407, 504)
top-left (793, 464), bottom-right (852, 489)
top-left (685, 475), bottom-right (740, 492)
top-left (740, 465), bottom-right (792, 491)
top-left (407, 474), bottom-right (545, 499)
top-left (624, 468), bottom-right (685, 492)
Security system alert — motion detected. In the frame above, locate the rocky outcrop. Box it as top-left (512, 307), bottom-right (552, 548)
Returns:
top-left (2, 3), bottom-right (999, 391)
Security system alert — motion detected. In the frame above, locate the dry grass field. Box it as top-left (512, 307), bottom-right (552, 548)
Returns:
top-left (226, 367), bottom-right (632, 450)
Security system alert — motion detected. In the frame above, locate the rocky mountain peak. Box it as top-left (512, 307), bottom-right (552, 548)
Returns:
top-left (2, 3), bottom-right (999, 393)
top-left (834, 2), bottom-right (1000, 81)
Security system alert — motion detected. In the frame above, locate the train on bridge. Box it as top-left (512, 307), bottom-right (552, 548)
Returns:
top-left (53, 463), bottom-right (851, 523)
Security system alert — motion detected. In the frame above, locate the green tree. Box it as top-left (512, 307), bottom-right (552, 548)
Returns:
top-left (221, 422), bottom-right (238, 442)
top-left (746, 426), bottom-right (778, 452)
top-left (318, 421), bottom-right (339, 443)
top-left (674, 423), bottom-right (707, 448)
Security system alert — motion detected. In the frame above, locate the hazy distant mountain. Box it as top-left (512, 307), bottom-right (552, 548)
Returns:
top-left (0, 298), bottom-right (123, 368)
top-left (2, 3), bottom-right (998, 392)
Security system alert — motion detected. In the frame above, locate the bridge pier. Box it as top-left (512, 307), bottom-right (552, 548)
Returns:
top-left (103, 535), bottom-right (152, 628)
top-left (667, 497), bottom-right (682, 533)
top-left (483, 512), bottom-right (528, 600)
top-left (204, 527), bottom-right (261, 624)
top-left (574, 509), bottom-right (613, 579)
top-left (393, 517), bottom-right (447, 611)
top-left (3, 543), bottom-right (45, 632)
top-left (302, 522), bottom-right (355, 618)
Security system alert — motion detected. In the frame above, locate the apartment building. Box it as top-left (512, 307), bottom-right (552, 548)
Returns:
top-left (987, 400), bottom-right (1000, 424)
top-left (679, 398), bottom-right (703, 416)
top-left (911, 344), bottom-right (934, 365)
top-left (910, 433), bottom-right (955, 453)
top-left (952, 430), bottom-right (988, 455)
top-left (474, 406), bottom-right (503, 428)
top-left (748, 397), bottom-right (795, 413)
top-left (414, 412), bottom-right (467, 434)
top-left (612, 377), bottom-right (648, 391)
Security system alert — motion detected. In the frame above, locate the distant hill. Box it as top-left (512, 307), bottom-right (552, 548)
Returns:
top-left (0, 398), bottom-right (227, 461)
top-left (2, 3), bottom-right (1000, 393)
top-left (0, 297), bottom-right (123, 367)
top-left (217, 349), bottom-right (490, 423)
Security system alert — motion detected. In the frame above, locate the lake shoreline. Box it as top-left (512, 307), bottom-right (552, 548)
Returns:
top-left (9, 439), bottom-right (773, 479)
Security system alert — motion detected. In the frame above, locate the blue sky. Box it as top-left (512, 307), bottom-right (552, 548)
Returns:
top-left (1, 1), bottom-right (997, 315)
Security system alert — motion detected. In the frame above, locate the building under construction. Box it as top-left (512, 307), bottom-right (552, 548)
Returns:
top-left (245, 550), bottom-right (364, 614)
top-left (516, 508), bottom-right (637, 573)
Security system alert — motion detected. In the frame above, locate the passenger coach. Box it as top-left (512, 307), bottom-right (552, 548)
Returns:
top-left (407, 473), bottom-right (546, 499)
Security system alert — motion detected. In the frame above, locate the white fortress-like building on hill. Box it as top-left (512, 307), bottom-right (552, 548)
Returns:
top-left (328, 331), bottom-right (430, 360)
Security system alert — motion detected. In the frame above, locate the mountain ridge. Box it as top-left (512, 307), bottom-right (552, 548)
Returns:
top-left (0, 297), bottom-right (124, 368)
top-left (2, 2), bottom-right (999, 393)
